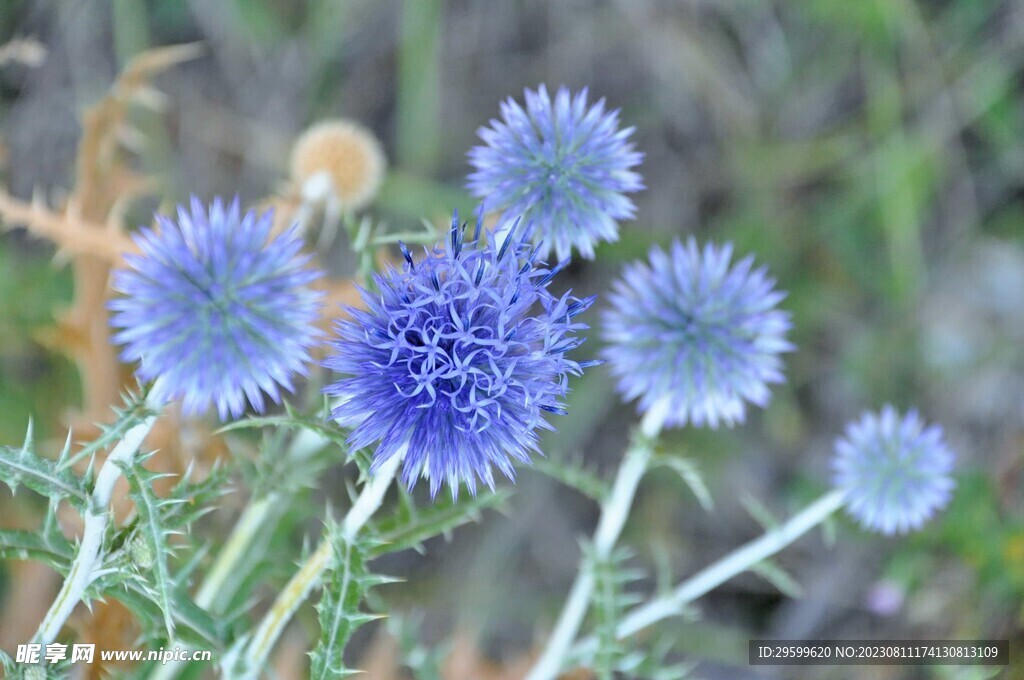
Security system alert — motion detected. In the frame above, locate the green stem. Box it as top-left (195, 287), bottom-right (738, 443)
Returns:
top-left (33, 384), bottom-right (164, 644)
top-left (569, 489), bottom-right (847, 664)
top-left (525, 409), bottom-right (662, 680)
top-left (240, 450), bottom-right (403, 675)
top-left (148, 427), bottom-right (331, 680)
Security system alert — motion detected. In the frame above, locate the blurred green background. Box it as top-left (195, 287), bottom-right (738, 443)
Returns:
top-left (0, 1), bottom-right (1022, 678)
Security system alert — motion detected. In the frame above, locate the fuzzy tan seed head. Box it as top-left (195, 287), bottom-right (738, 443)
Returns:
top-left (290, 120), bottom-right (385, 210)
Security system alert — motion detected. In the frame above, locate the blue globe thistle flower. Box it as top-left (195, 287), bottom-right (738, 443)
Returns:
top-left (467, 85), bottom-right (644, 262)
top-left (324, 213), bottom-right (597, 498)
top-left (833, 406), bottom-right (955, 535)
top-left (109, 197), bottom-right (323, 420)
top-left (601, 239), bottom-right (792, 431)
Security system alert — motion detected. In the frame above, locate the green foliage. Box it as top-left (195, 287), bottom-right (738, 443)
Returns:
top-left (613, 637), bottom-right (696, 680)
top-left (932, 472), bottom-right (1024, 602)
top-left (102, 460), bottom-right (229, 647)
top-left (119, 458), bottom-right (184, 637)
top-left (0, 527), bottom-right (73, 572)
top-left (532, 456), bottom-right (610, 503)
top-left (0, 649), bottom-right (15, 677)
top-left (749, 559), bottom-right (803, 599)
top-left (587, 545), bottom-right (645, 679)
top-left (651, 452), bottom-right (713, 512)
top-left (105, 577), bottom-right (224, 648)
top-left (217, 405), bottom-right (365, 496)
top-left (740, 491), bottom-right (780, 531)
top-left (369, 487), bottom-right (511, 557)
top-left (309, 529), bottom-right (392, 679)
top-left (384, 614), bottom-right (447, 680)
top-left (0, 238), bottom-right (76, 445)
top-left (60, 389), bottom-right (156, 470)
top-left (0, 423), bottom-right (88, 510)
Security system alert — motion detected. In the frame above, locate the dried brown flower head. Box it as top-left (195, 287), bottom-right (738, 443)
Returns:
top-left (290, 120), bottom-right (385, 211)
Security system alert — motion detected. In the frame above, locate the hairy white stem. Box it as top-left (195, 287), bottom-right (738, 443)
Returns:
top-left (525, 409), bottom-right (662, 680)
top-left (33, 385), bottom-right (165, 645)
top-left (570, 489), bottom-right (847, 663)
top-left (242, 449), bottom-right (403, 673)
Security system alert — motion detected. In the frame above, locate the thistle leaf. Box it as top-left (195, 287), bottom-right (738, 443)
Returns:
top-left (309, 529), bottom-right (387, 679)
top-left (59, 388), bottom-right (156, 470)
top-left (532, 456), bottom-right (611, 502)
top-left (105, 577), bottom-right (224, 647)
top-left (0, 528), bottom-right (73, 571)
top-left (216, 410), bottom-right (344, 448)
top-left (369, 488), bottom-right (510, 557)
top-left (740, 492), bottom-right (779, 530)
top-left (588, 544), bottom-right (646, 679)
top-left (652, 453), bottom-right (713, 512)
top-left (0, 428), bottom-right (89, 509)
top-left (614, 636), bottom-right (696, 679)
top-left (217, 410), bottom-right (361, 493)
top-left (119, 460), bottom-right (179, 637)
top-left (750, 559), bottom-right (803, 599)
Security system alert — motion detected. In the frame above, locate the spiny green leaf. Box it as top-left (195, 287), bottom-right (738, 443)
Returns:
top-left (163, 462), bottom-right (231, 529)
top-left (384, 613), bottom-right (447, 680)
top-left (652, 453), bottom-right (713, 512)
top-left (105, 577), bottom-right (224, 647)
top-left (587, 544), bottom-right (647, 679)
top-left (369, 489), bottom-right (510, 558)
top-left (0, 432), bottom-right (88, 509)
top-left (750, 559), bottom-right (803, 599)
top-left (740, 492), bottom-right (779, 530)
top-left (614, 635), bottom-right (696, 680)
top-left (310, 530), bottom-right (387, 679)
top-left (217, 408), bottom-right (362, 494)
top-left (119, 460), bottom-right (178, 637)
top-left (532, 456), bottom-right (611, 502)
top-left (59, 388), bottom-right (156, 470)
top-left (0, 528), bottom-right (73, 571)
top-left (41, 495), bottom-right (69, 549)
top-left (216, 410), bottom-right (340, 445)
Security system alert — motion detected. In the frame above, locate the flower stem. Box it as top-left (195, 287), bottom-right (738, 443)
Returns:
top-left (525, 412), bottom-right (661, 680)
top-left (33, 385), bottom-right (165, 645)
top-left (148, 429), bottom-right (333, 680)
top-left (242, 450), bottom-right (403, 672)
top-left (569, 489), bottom-right (847, 664)
top-left (197, 427), bottom-right (330, 612)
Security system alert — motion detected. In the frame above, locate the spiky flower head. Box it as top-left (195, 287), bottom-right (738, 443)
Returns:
top-left (833, 406), bottom-right (955, 535)
top-left (602, 239), bottom-right (792, 431)
top-left (324, 213), bottom-right (596, 497)
top-left (109, 197), bottom-right (323, 420)
top-left (467, 85), bottom-right (644, 262)
top-left (291, 119), bottom-right (386, 210)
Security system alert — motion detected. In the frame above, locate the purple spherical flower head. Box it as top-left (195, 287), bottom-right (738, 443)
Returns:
top-left (324, 213), bottom-right (597, 498)
top-left (109, 197), bottom-right (323, 420)
top-left (602, 238), bottom-right (792, 431)
top-left (833, 406), bottom-right (955, 535)
top-left (467, 85), bottom-right (644, 262)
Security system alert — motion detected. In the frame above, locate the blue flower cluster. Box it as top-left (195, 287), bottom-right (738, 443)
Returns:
top-left (602, 239), bottom-right (792, 431)
top-left (324, 215), bottom-right (596, 497)
top-left (109, 197), bottom-right (322, 420)
top-left (105, 84), bottom-right (957, 525)
top-left (833, 407), bottom-right (955, 535)
top-left (468, 85), bottom-right (643, 262)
